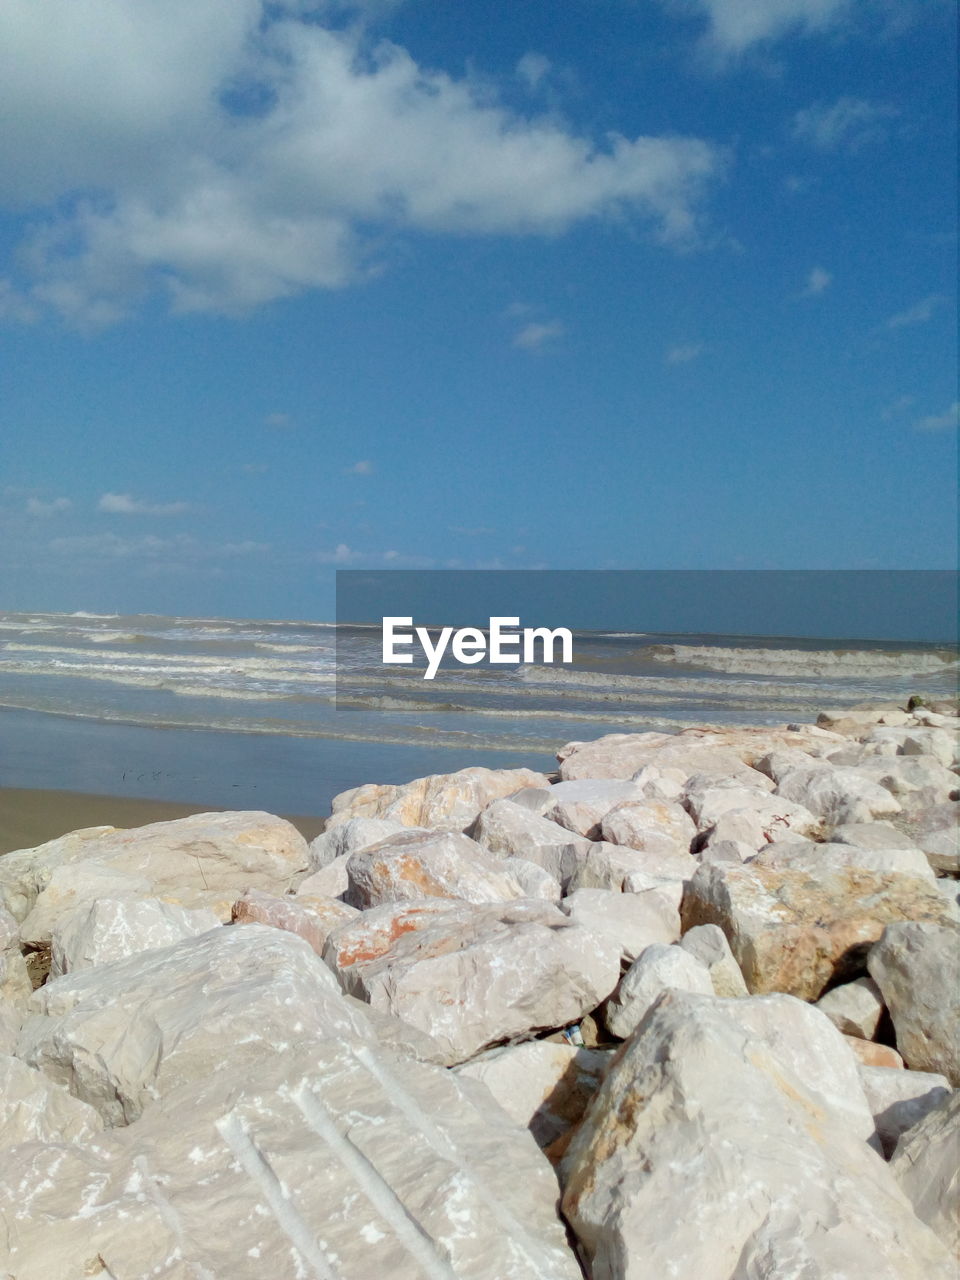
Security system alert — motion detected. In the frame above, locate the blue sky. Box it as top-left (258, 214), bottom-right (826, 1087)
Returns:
top-left (1, 0), bottom-right (956, 621)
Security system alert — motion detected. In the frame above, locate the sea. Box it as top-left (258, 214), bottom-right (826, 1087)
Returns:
top-left (1, 610), bottom-right (956, 816)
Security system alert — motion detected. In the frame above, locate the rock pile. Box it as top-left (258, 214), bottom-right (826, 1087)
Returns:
top-left (0, 701), bottom-right (957, 1277)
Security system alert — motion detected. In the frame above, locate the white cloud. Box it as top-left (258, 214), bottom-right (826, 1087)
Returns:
top-left (880, 394), bottom-right (913, 420)
top-left (677, 0), bottom-right (854, 56)
top-left (792, 97), bottom-right (899, 151)
top-left (513, 320), bottom-right (565, 351)
top-left (0, 2), bottom-right (721, 325)
top-left (50, 532), bottom-right (191, 558)
top-left (914, 402), bottom-right (959, 432)
top-left (26, 496), bottom-right (71, 516)
top-left (664, 342), bottom-right (704, 365)
top-left (516, 53), bottom-right (551, 91)
top-left (263, 412), bottom-right (293, 428)
top-left (344, 460), bottom-right (374, 475)
top-left (314, 542), bottom-right (434, 566)
top-left (801, 266), bottom-right (832, 296)
top-left (885, 294), bottom-right (947, 330)
top-left (98, 492), bottom-right (190, 516)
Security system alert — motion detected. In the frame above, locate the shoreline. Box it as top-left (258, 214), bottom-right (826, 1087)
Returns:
top-left (0, 786), bottom-right (326, 857)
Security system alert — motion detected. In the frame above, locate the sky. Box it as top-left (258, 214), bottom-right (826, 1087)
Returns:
top-left (1, 0), bottom-right (956, 622)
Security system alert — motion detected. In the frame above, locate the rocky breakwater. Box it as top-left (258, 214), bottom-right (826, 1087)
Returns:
top-left (0, 704), bottom-right (957, 1278)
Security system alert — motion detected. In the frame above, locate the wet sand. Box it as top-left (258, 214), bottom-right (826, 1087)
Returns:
top-left (0, 787), bottom-right (326, 856)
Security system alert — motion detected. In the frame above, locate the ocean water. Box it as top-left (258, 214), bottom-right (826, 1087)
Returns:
top-left (1, 610), bottom-right (956, 813)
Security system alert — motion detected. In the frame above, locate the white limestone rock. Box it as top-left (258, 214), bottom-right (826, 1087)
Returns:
top-left (776, 763), bottom-right (903, 825)
top-left (49, 896), bottom-right (220, 978)
top-left (561, 989), bottom-right (954, 1280)
top-left (753, 837), bottom-right (936, 881)
top-left (815, 975), bottom-right (885, 1040)
top-left (889, 1091), bottom-right (960, 1259)
top-left (867, 921), bottom-right (960, 1084)
top-left (599, 798), bottom-right (696, 859)
top-left (454, 1039), bottom-right (610, 1151)
top-left (344, 828), bottom-right (529, 909)
top-left (471, 798), bottom-right (592, 888)
top-left (858, 1064), bottom-right (952, 1157)
top-left (324, 898), bottom-right (622, 1066)
top-left (307, 815), bottom-right (408, 870)
top-left (545, 779), bottom-right (646, 839)
top-left (561, 887), bottom-right (680, 962)
top-left (566, 840), bottom-right (697, 895)
top-left (679, 922), bottom-right (748, 997)
top-left (0, 1053), bottom-right (104, 1150)
top-left (604, 943), bottom-right (713, 1040)
top-left (326, 765), bottom-right (552, 832)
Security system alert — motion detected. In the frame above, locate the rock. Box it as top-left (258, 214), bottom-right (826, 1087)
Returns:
top-left (831, 820), bottom-right (924, 851)
top-left (454, 1040), bottom-right (610, 1151)
top-left (753, 837), bottom-right (936, 880)
top-left (340, 993), bottom-right (449, 1065)
top-left (471, 799), bottom-right (591, 888)
top-left (50, 896), bottom-right (220, 977)
top-left (679, 922), bottom-right (748, 996)
top-left (565, 840), bottom-right (697, 895)
top-left (0, 998), bottom-right (22, 1054)
top-left (6, 811), bottom-right (310, 941)
top-left (502, 786), bottom-right (556, 815)
top-left (817, 701), bottom-right (913, 735)
top-left (561, 887), bottom-right (680, 961)
top-left (561, 988), bottom-right (953, 1279)
top-left (682, 860), bottom-right (954, 999)
top-left (694, 806), bottom-right (767, 850)
top-left (864, 726), bottom-right (960, 769)
top-left (231, 887), bottom-right (358, 954)
top-left (504, 858), bottom-right (562, 902)
top-left (296, 852), bottom-right (352, 899)
top-left (0, 1054), bottom-right (104, 1149)
top-left (604, 943), bottom-right (713, 1039)
top-left (344, 829), bottom-right (529, 909)
top-left (0, 906), bottom-right (31, 1005)
top-left (859, 1064), bottom-right (952, 1157)
top-left (868, 921), bottom-right (960, 1083)
top-left (326, 765), bottom-right (551, 832)
top-left (776, 763), bottom-right (903, 825)
top-left (628, 763), bottom-right (687, 802)
top-left (0, 1041), bottom-right (582, 1279)
top-left (17, 924), bottom-right (371, 1126)
top-left (555, 731), bottom-right (676, 779)
top-left (889, 1092), bottom-right (960, 1259)
top-left (545, 779), bottom-right (645, 839)
top-left (698, 837), bottom-right (758, 863)
top-left (324, 898), bottom-right (621, 1066)
top-left (852, 755), bottom-right (959, 812)
top-left (307, 815), bottom-right (407, 870)
top-left (753, 748), bottom-right (821, 784)
top-left (903, 802), bottom-right (960, 875)
top-left (684, 784), bottom-right (819, 838)
top-left (599, 798), bottom-right (696, 859)
top-left (815, 975), bottom-right (885, 1039)
top-left (844, 1036), bottom-right (904, 1068)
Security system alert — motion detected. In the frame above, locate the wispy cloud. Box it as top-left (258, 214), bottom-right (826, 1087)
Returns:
top-left (792, 97), bottom-right (899, 151)
top-left (801, 266), bottom-right (832, 296)
top-left (314, 543), bottom-right (434, 567)
top-left (263, 412), bottom-right (293, 429)
top-left (913, 401), bottom-right (959, 432)
top-left (513, 320), bottom-right (565, 351)
top-left (880, 395), bottom-right (913, 421)
top-left (26, 496), bottom-right (71, 516)
top-left (241, 463), bottom-right (269, 475)
top-left (516, 52), bottom-right (551, 91)
top-left (664, 342), bottom-right (704, 365)
top-left (673, 0), bottom-right (857, 58)
top-left (885, 294), bottom-right (947, 330)
top-left (344, 460), bottom-right (374, 475)
top-left (97, 492), bottom-right (190, 516)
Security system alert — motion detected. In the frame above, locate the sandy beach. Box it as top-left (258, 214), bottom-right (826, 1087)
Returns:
top-left (0, 786), bottom-right (326, 857)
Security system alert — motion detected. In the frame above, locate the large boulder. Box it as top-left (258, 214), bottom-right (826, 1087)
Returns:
top-left (307, 815), bottom-right (407, 870)
top-left (344, 829), bottom-right (530, 909)
top-left (16, 925), bottom-right (369, 1125)
top-left (815, 975), bottom-right (885, 1040)
top-left (6, 812), bottom-right (310, 945)
top-left (776, 764), bottom-right (903, 825)
top-left (231, 887), bottom-right (357, 955)
top-left (50, 896), bottom-right (220, 977)
top-left (867, 921), bottom-right (960, 1083)
top-left (561, 989), bottom-right (953, 1279)
top-left (903, 802), bottom-right (960, 875)
top-left (599, 799), bottom-right (697, 858)
top-left (683, 784), bottom-right (819, 838)
top-left (0, 906), bottom-right (31, 1005)
top-left (454, 1040), bottom-right (610, 1152)
top-left (0, 1040), bottom-right (582, 1279)
top-left (753, 837), bottom-right (936, 881)
top-left (679, 923), bottom-right (748, 997)
top-left (604, 943), bottom-right (713, 1039)
top-left (471, 799), bottom-right (592, 888)
top-left (565, 841), bottom-right (697, 897)
top-left (889, 1092), bottom-right (960, 1259)
top-left (561, 887), bottom-right (680, 961)
top-left (323, 898), bottom-right (621, 1065)
top-left (545, 780), bottom-right (645, 839)
top-left (682, 860), bottom-right (954, 1000)
top-left (326, 766), bottom-right (551, 832)
top-left (858, 1064), bottom-right (952, 1157)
